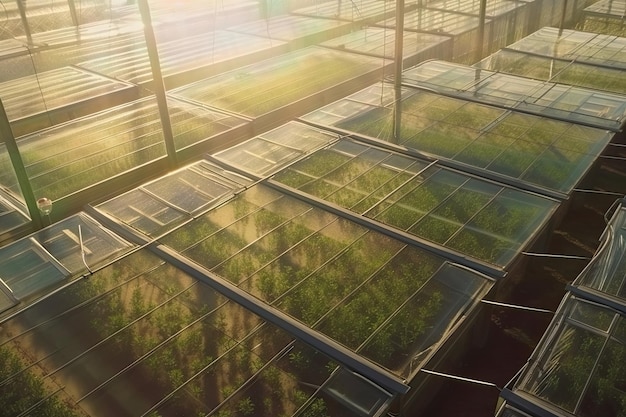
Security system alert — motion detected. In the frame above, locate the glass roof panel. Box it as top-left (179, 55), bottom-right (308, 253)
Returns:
top-left (22, 20), bottom-right (143, 48)
top-left (477, 49), bottom-right (626, 94)
top-left (0, 66), bottom-right (135, 123)
top-left (0, 213), bottom-right (132, 303)
top-left (402, 60), bottom-right (626, 131)
top-left (0, 248), bottom-right (393, 417)
top-left (16, 97), bottom-right (244, 201)
top-left (0, 237), bottom-right (66, 301)
top-left (425, 0), bottom-right (526, 17)
top-left (213, 121), bottom-right (341, 177)
top-left (293, 0), bottom-right (393, 20)
top-left (78, 30), bottom-right (285, 86)
top-left (170, 46), bottom-right (384, 118)
top-left (320, 28), bottom-right (449, 60)
top-left (162, 183), bottom-right (493, 380)
top-left (516, 298), bottom-right (625, 417)
top-left (378, 8), bottom-right (485, 35)
top-left (584, 0), bottom-right (626, 17)
top-left (96, 160), bottom-right (251, 237)
top-left (576, 203), bottom-right (626, 303)
top-left (272, 139), bottom-right (557, 268)
top-left (301, 81), bottom-right (613, 196)
top-left (227, 15), bottom-right (351, 41)
top-left (502, 27), bottom-right (626, 69)
top-left (31, 213), bottom-right (132, 274)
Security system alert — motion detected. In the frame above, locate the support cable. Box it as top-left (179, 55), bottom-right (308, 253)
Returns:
top-left (480, 299), bottom-right (555, 314)
top-left (521, 251), bottom-right (591, 260)
top-left (419, 369), bottom-right (502, 391)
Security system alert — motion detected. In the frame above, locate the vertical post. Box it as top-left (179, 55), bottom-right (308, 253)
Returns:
top-left (558, 0), bottom-right (569, 36)
top-left (67, 0), bottom-right (79, 27)
top-left (0, 99), bottom-right (43, 228)
top-left (137, 0), bottom-right (178, 168)
top-left (16, 0), bottom-right (32, 44)
top-left (476, 0), bottom-right (487, 63)
top-left (392, 0), bottom-right (405, 144)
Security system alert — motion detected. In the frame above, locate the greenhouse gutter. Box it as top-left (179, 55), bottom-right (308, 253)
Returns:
top-left (149, 242), bottom-right (411, 396)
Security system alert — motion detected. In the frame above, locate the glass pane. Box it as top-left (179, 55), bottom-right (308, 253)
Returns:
top-left (523, 323), bottom-right (605, 412)
top-left (579, 322), bottom-right (626, 417)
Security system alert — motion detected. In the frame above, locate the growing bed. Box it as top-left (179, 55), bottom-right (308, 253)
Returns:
top-left (579, 0), bottom-right (626, 37)
top-left (401, 60), bottom-right (626, 132)
top-left (320, 27), bottom-right (452, 67)
top-left (270, 137), bottom-right (559, 272)
top-left (14, 96), bottom-right (247, 201)
top-left (300, 82), bottom-right (613, 198)
top-left (78, 30), bottom-right (287, 88)
top-left (476, 28), bottom-right (626, 94)
top-left (0, 246), bottom-right (397, 417)
top-left (169, 46), bottom-right (386, 119)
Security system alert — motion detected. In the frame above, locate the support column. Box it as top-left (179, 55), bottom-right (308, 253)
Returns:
top-left (0, 99), bottom-right (42, 228)
top-left (392, 0), bottom-right (405, 144)
top-left (476, 0), bottom-right (487, 62)
top-left (137, 0), bottom-right (178, 168)
top-left (16, 0), bottom-right (32, 44)
top-left (558, 0), bottom-right (569, 36)
top-left (68, 0), bottom-right (79, 27)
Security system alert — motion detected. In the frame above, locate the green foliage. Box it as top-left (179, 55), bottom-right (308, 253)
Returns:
top-left (0, 346), bottom-right (80, 417)
top-left (237, 397), bottom-right (255, 416)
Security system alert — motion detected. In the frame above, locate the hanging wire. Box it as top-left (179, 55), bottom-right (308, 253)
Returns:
top-left (573, 188), bottom-right (625, 196)
top-left (480, 299), bottom-right (555, 314)
top-left (521, 251), bottom-right (592, 260)
top-left (419, 369), bottom-right (503, 391)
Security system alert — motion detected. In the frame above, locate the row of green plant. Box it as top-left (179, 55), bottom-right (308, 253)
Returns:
top-left (176, 49), bottom-right (378, 117)
top-left (14, 101), bottom-right (226, 200)
top-left (163, 186), bottom-right (458, 371)
top-left (1, 247), bottom-right (340, 416)
top-left (329, 88), bottom-right (605, 193)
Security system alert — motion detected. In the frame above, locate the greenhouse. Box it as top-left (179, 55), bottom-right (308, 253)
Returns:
top-left (268, 136), bottom-right (559, 273)
top-left (0, 66), bottom-right (139, 136)
top-left (0, 0), bottom-right (114, 40)
top-left (579, 0), bottom-right (626, 37)
top-left (2, 96), bottom-right (249, 218)
top-left (401, 60), bottom-right (626, 132)
top-left (169, 46), bottom-right (388, 130)
top-left (300, 81), bottom-right (614, 199)
top-left (497, 198), bottom-right (626, 417)
top-left (475, 29), bottom-right (626, 94)
top-left (375, 8), bottom-right (491, 64)
top-left (319, 28), bottom-right (452, 69)
top-left (423, 0), bottom-right (530, 50)
top-left (0, 143), bottom-right (498, 416)
top-left (0, 26), bottom-right (148, 83)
